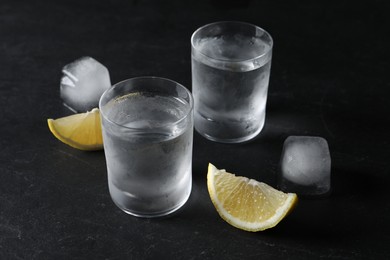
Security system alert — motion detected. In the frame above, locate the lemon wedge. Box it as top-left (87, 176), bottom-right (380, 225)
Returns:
top-left (207, 163), bottom-right (297, 231)
top-left (47, 108), bottom-right (103, 151)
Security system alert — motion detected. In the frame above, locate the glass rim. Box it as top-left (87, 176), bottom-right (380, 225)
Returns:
top-left (99, 76), bottom-right (194, 131)
top-left (191, 21), bottom-right (273, 64)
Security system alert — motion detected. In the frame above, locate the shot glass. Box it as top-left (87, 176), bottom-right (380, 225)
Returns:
top-left (99, 77), bottom-right (194, 217)
top-left (191, 21), bottom-right (273, 143)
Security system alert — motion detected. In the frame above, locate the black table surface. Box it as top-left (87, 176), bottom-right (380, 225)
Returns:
top-left (1, 0), bottom-right (390, 259)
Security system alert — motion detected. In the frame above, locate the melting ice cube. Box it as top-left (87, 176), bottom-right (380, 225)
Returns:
top-left (278, 136), bottom-right (331, 197)
top-left (60, 56), bottom-right (111, 112)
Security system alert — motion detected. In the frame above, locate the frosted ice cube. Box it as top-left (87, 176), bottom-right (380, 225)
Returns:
top-left (60, 56), bottom-right (111, 112)
top-left (278, 136), bottom-right (331, 197)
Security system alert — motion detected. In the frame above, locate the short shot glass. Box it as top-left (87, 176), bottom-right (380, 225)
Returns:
top-left (99, 77), bottom-right (194, 217)
top-left (191, 21), bottom-right (273, 143)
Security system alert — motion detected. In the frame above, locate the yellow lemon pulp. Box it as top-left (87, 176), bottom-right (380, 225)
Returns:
top-left (207, 163), bottom-right (298, 232)
top-left (47, 108), bottom-right (103, 151)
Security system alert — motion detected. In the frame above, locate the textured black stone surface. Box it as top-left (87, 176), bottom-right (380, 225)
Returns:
top-left (1, 0), bottom-right (390, 259)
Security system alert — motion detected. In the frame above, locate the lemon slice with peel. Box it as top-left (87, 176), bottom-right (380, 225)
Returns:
top-left (47, 108), bottom-right (103, 151)
top-left (207, 163), bottom-right (298, 232)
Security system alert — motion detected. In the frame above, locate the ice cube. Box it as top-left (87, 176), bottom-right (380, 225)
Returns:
top-left (278, 136), bottom-right (331, 197)
top-left (60, 56), bottom-right (111, 112)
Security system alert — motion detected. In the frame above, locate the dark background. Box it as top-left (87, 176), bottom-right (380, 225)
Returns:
top-left (1, 0), bottom-right (390, 259)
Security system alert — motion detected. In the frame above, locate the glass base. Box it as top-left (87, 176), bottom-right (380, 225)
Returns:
top-left (110, 184), bottom-right (192, 218)
top-left (195, 123), bottom-right (264, 144)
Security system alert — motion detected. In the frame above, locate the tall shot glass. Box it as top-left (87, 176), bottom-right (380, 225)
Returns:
top-left (191, 21), bottom-right (273, 143)
top-left (99, 77), bottom-right (194, 217)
